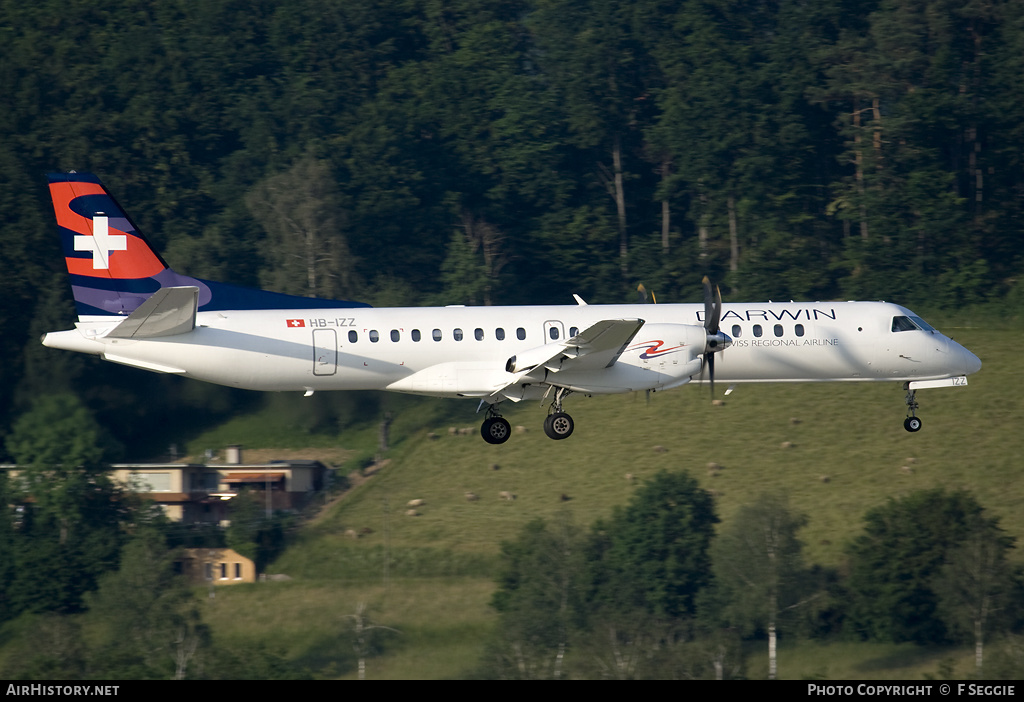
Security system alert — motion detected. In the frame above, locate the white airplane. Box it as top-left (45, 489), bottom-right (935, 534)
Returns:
top-left (42, 172), bottom-right (981, 443)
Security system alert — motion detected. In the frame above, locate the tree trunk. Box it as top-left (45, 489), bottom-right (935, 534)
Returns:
top-left (661, 154), bottom-right (671, 255)
top-left (699, 192), bottom-right (709, 260)
top-left (613, 135), bottom-right (628, 278)
top-left (975, 618), bottom-right (984, 675)
top-left (853, 97), bottom-right (869, 241)
top-left (728, 194), bottom-right (739, 272)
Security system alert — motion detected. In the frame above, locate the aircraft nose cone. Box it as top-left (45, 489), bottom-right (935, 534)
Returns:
top-left (962, 346), bottom-right (982, 376)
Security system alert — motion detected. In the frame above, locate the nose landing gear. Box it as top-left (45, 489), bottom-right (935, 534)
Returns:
top-left (903, 384), bottom-right (922, 432)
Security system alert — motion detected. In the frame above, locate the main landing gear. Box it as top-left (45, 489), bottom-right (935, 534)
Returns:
top-left (903, 383), bottom-right (922, 432)
top-left (479, 388), bottom-right (575, 444)
top-left (543, 388), bottom-right (574, 440)
top-left (481, 406), bottom-right (512, 445)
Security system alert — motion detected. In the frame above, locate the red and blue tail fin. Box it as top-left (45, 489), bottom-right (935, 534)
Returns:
top-left (48, 171), bottom-right (369, 318)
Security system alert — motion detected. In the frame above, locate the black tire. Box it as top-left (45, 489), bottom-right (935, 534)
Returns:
top-left (544, 412), bottom-right (574, 440)
top-left (904, 416), bottom-right (922, 433)
top-left (481, 417), bottom-right (512, 444)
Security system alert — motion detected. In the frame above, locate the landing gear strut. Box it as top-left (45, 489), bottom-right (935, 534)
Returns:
top-left (903, 383), bottom-right (922, 433)
top-left (543, 388), bottom-right (574, 440)
top-left (480, 405), bottom-right (512, 444)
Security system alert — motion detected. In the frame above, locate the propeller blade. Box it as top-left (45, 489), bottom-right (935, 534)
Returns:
top-left (637, 283), bottom-right (656, 304)
top-left (700, 277), bottom-right (729, 399)
top-left (708, 352), bottom-right (715, 397)
top-left (702, 276), bottom-right (721, 334)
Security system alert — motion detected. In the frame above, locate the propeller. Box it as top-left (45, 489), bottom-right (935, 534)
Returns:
top-left (700, 276), bottom-right (732, 398)
top-left (637, 283), bottom-right (657, 304)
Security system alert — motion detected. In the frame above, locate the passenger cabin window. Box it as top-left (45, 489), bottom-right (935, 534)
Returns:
top-left (496, 328), bottom-right (505, 341)
top-left (475, 328), bottom-right (484, 341)
top-left (348, 330), bottom-right (358, 343)
top-left (432, 329), bottom-right (442, 342)
top-left (732, 324), bottom-right (742, 338)
top-left (795, 324), bottom-right (805, 337)
top-left (549, 327), bottom-right (560, 340)
top-left (369, 330), bottom-right (380, 343)
top-left (390, 330), bottom-right (400, 342)
top-left (774, 324), bottom-right (783, 337)
top-left (453, 328), bottom-right (464, 341)
top-left (517, 327), bottom-right (526, 340)
top-left (570, 326), bottom-right (579, 337)
top-left (753, 324), bottom-right (763, 338)
top-left (412, 329), bottom-right (421, 342)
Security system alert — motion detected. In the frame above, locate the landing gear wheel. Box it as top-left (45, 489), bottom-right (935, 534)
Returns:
top-left (544, 412), bottom-right (574, 440)
top-left (904, 416), bottom-right (922, 433)
top-left (902, 384), bottom-right (922, 433)
top-left (481, 416), bottom-right (512, 444)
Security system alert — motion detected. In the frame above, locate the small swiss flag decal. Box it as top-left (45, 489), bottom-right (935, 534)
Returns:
top-left (286, 319), bottom-right (305, 328)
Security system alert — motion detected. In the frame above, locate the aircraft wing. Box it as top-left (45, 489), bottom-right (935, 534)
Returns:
top-left (106, 286), bottom-right (199, 339)
top-left (493, 318), bottom-right (645, 398)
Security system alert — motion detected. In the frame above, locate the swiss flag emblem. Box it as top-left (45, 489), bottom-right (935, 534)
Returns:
top-left (286, 319), bottom-right (305, 328)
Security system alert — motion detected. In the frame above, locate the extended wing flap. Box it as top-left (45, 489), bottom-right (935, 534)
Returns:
top-left (106, 286), bottom-right (198, 339)
top-left (494, 318), bottom-right (646, 397)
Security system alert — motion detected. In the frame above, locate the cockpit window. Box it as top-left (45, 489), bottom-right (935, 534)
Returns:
top-left (892, 316), bottom-right (916, 332)
top-left (911, 316), bottom-right (935, 332)
top-left (892, 316), bottom-right (936, 333)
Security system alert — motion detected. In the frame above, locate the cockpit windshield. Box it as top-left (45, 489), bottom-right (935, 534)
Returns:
top-left (891, 315), bottom-right (936, 333)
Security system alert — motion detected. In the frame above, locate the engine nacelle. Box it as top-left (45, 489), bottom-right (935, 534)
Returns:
top-left (619, 323), bottom-right (707, 368)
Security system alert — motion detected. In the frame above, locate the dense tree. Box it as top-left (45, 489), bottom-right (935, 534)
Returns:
top-left (934, 517), bottom-right (1021, 676)
top-left (1, 394), bottom-right (126, 617)
top-left (84, 529), bottom-right (210, 679)
top-left (711, 492), bottom-right (812, 680)
top-left (490, 514), bottom-right (586, 679)
top-left (246, 155), bottom-right (358, 300)
top-left (845, 488), bottom-right (996, 644)
top-left (589, 470), bottom-right (718, 620)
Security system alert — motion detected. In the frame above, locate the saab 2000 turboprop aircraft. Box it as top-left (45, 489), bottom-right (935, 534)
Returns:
top-left (42, 172), bottom-right (981, 444)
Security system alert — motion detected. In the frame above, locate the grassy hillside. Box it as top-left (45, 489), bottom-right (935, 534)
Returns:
top-left (197, 322), bottom-right (1020, 678)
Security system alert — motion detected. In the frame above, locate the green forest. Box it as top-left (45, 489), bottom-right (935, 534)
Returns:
top-left (3, 0), bottom-right (1024, 437)
top-left (2, 0), bottom-right (1024, 679)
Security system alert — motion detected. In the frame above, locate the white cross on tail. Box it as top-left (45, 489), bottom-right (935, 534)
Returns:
top-left (74, 214), bottom-right (127, 270)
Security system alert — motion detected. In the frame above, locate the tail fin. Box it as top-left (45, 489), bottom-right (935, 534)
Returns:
top-left (48, 171), bottom-right (371, 319)
top-left (48, 172), bottom-right (170, 318)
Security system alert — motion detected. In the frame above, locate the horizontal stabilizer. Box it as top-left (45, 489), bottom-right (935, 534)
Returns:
top-left (106, 286), bottom-right (198, 339)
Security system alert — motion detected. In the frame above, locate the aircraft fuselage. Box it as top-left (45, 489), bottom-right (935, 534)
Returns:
top-left (44, 300), bottom-right (980, 400)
